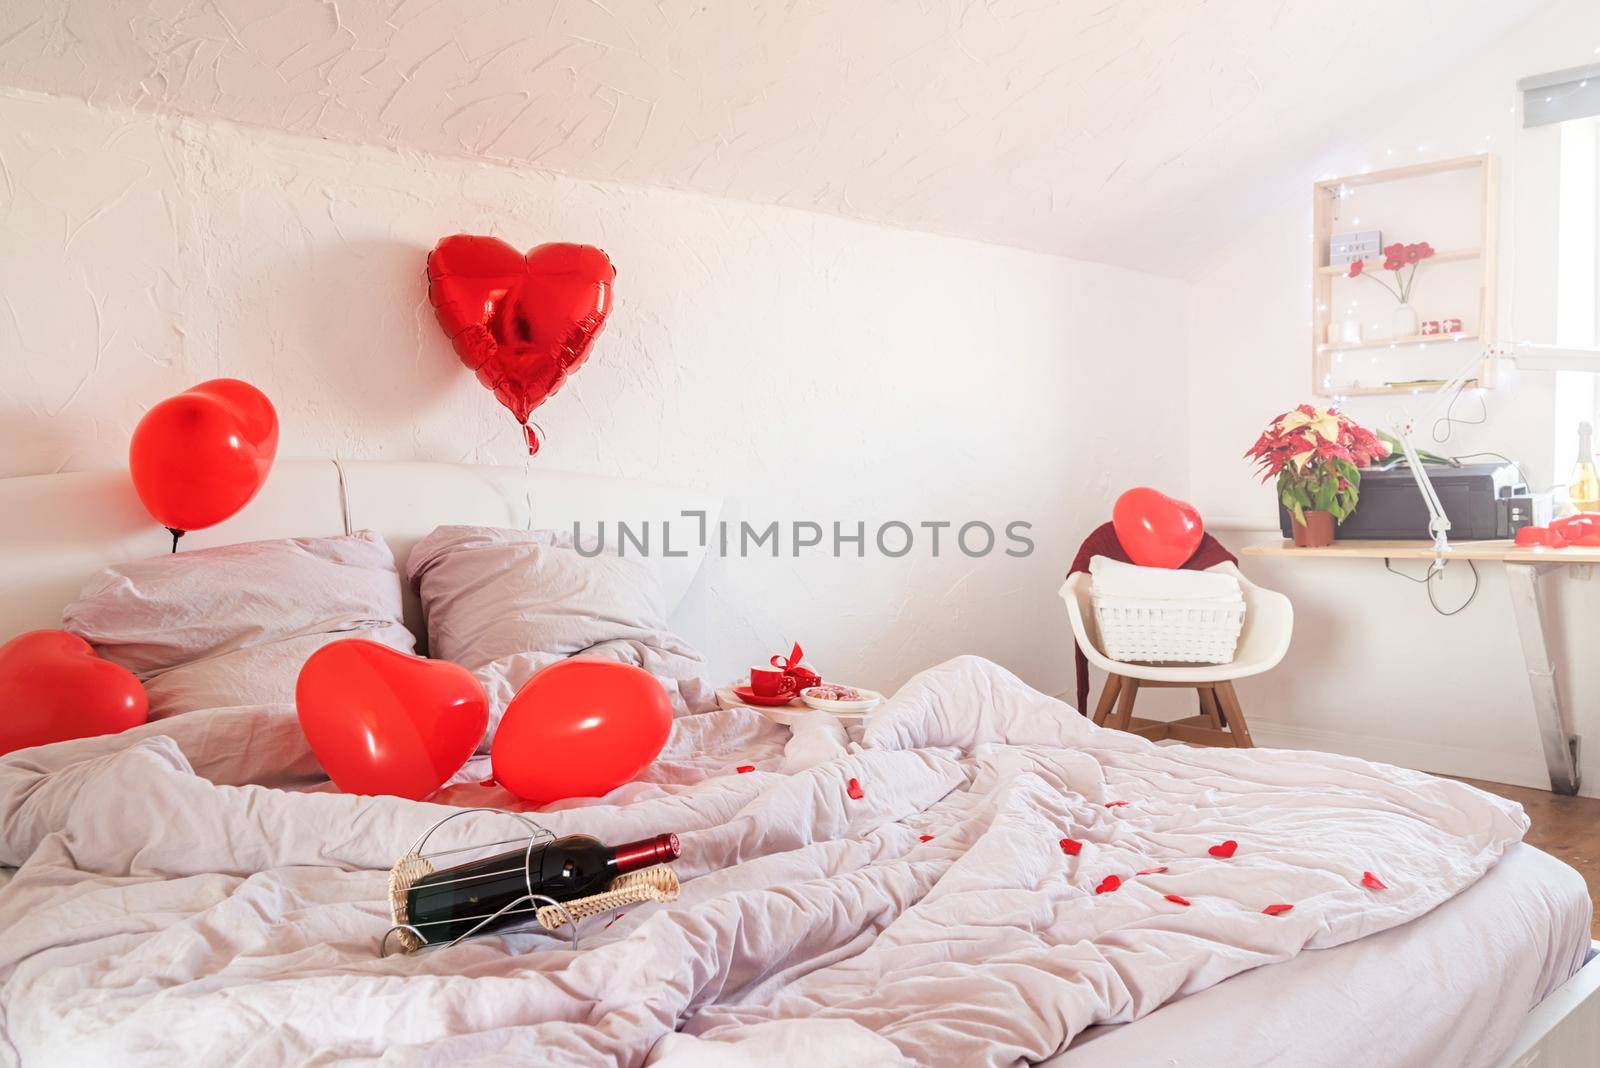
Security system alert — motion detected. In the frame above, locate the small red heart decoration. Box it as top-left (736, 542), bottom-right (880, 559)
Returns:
top-left (1208, 840), bottom-right (1238, 858)
top-left (426, 236), bottom-right (616, 455)
top-left (296, 639), bottom-right (487, 800)
top-left (1263, 903), bottom-right (1294, 916)
top-left (919, 835), bottom-right (935, 843)
top-left (1361, 871), bottom-right (1387, 890)
top-left (1164, 894), bottom-right (1191, 906)
top-left (1136, 866), bottom-right (1169, 876)
top-left (1112, 487), bottom-right (1204, 569)
top-left (847, 777), bottom-right (865, 800)
top-left (736, 765), bottom-right (755, 774)
top-left (1060, 838), bottom-right (1083, 856)
top-left (0, 630), bottom-right (148, 756)
top-left (1104, 800), bottom-right (1129, 808)
top-left (1095, 875), bottom-right (1122, 895)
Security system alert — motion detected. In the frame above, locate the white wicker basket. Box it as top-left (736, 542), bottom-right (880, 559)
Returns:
top-left (1092, 594), bottom-right (1244, 665)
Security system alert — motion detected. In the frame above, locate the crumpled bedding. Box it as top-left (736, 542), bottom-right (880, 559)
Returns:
top-left (0, 656), bottom-right (1528, 1066)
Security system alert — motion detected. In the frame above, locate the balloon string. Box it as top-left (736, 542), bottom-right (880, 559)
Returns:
top-left (523, 448), bottom-right (533, 531)
top-left (167, 527), bottom-right (184, 554)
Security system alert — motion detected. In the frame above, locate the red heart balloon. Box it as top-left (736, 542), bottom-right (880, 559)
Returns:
top-left (0, 630), bottom-right (148, 756)
top-left (426, 236), bottom-right (616, 455)
top-left (492, 659), bottom-right (671, 806)
top-left (296, 640), bottom-right (487, 800)
top-left (129, 379), bottom-right (279, 535)
top-left (1112, 487), bottom-right (1205, 569)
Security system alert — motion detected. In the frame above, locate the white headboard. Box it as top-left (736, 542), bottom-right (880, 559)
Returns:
top-left (0, 460), bottom-right (722, 644)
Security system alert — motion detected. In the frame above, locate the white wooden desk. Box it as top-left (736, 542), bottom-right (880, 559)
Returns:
top-left (1241, 539), bottom-right (1597, 795)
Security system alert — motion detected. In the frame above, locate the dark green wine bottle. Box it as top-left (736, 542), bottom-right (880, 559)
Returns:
top-left (405, 832), bottom-right (679, 945)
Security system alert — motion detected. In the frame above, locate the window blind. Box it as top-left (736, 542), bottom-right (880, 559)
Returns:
top-left (1521, 63), bottom-right (1600, 128)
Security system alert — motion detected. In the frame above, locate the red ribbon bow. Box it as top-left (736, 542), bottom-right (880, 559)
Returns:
top-left (770, 643), bottom-right (820, 688)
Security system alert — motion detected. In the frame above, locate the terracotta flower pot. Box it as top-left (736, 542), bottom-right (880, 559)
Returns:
top-left (1292, 510), bottom-right (1336, 548)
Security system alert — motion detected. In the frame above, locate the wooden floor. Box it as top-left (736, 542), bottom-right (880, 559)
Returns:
top-left (1463, 778), bottom-right (1600, 938)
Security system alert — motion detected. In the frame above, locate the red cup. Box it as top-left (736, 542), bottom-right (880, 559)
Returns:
top-left (749, 667), bottom-right (798, 698)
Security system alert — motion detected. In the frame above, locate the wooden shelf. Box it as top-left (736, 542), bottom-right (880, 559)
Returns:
top-left (1318, 246), bottom-right (1480, 276)
top-left (1241, 539), bottom-right (1600, 566)
top-left (1318, 330), bottom-right (1478, 353)
top-left (1311, 154), bottom-right (1497, 396)
top-left (1318, 379), bottom-right (1481, 397)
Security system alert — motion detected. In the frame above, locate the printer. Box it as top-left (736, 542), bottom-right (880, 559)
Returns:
top-left (1276, 461), bottom-right (1546, 540)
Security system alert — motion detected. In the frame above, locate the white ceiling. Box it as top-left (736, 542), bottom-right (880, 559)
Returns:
top-left (0, 0), bottom-right (1552, 276)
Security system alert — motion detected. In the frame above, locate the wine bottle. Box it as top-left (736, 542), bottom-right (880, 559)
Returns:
top-left (1571, 421), bottom-right (1600, 514)
top-left (405, 832), bottom-right (679, 945)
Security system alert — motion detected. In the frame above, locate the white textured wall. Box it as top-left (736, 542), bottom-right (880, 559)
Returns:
top-left (0, 88), bottom-right (1190, 695)
top-left (1183, 0), bottom-right (1600, 793)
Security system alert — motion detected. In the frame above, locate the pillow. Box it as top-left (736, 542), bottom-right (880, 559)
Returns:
top-left (407, 525), bottom-right (714, 743)
top-left (63, 530), bottom-right (415, 719)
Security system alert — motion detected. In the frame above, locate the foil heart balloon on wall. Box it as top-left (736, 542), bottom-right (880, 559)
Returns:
top-left (426, 236), bottom-right (616, 455)
top-left (129, 378), bottom-right (278, 547)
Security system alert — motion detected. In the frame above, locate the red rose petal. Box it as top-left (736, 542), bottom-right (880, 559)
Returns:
top-left (1208, 840), bottom-right (1238, 859)
top-left (736, 765), bottom-right (755, 773)
top-left (1136, 866), bottom-right (1169, 876)
top-left (846, 777), bottom-right (864, 800)
top-left (1263, 903), bottom-right (1294, 916)
top-left (1095, 875), bottom-right (1122, 895)
top-left (1361, 871), bottom-right (1387, 890)
top-left (1060, 838), bottom-right (1083, 856)
top-left (1164, 894), bottom-right (1191, 906)
top-left (1104, 800), bottom-right (1129, 808)
top-left (919, 834), bottom-right (935, 843)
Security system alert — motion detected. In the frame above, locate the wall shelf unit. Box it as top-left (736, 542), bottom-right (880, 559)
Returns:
top-left (1312, 154), bottom-right (1498, 398)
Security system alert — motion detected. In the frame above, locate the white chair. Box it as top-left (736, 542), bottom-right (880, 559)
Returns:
top-left (1060, 562), bottom-right (1293, 747)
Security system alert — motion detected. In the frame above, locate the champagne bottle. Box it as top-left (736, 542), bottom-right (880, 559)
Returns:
top-left (405, 832), bottom-right (679, 944)
top-left (1570, 421), bottom-right (1600, 514)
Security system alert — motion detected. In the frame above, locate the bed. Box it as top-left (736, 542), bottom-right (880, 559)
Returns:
top-left (0, 461), bottom-right (1595, 1067)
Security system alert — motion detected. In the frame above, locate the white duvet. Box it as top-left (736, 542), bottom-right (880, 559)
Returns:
top-left (0, 657), bottom-right (1527, 1066)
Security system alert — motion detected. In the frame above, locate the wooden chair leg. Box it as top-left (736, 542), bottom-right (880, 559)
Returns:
top-left (1110, 677), bottom-right (1140, 732)
top-left (1213, 681), bottom-right (1254, 748)
top-left (1091, 674), bottom-right (1123, 726)
top-left (1197, 686), bottom-right (1224, 729)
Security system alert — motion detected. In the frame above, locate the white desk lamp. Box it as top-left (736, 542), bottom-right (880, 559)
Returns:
top-left (1388, 341), bottom-right (1600, 572)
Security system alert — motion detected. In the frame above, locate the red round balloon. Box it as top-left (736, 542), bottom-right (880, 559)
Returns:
top-left (492, 658), bottom-right (671, 806)
top-left (296, 640), bottom-right (488, 800)
top-left (426, 236), bottom-right (615, 455)
top-left (0, 630), bottom-right (148, 756)
top-left (1112, 487), bottom-right (1204, 569)
top-left (129, 379), bottom-right (279, 533)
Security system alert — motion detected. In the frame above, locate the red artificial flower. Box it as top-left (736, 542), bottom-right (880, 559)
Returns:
top-left (1382, 242), bottom-right (1406, 260)
top-left (1347, 260), bottom-right (1364, 278)
top-left (1383, 256), bottom-right (1404, 272)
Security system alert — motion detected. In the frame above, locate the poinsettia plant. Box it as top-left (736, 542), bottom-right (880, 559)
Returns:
top-left (1347, 240), bottom-right (1434, 304)
top-left (1244, 405), bottom-right (1389, 524)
